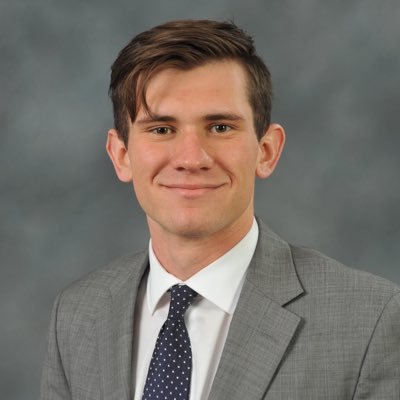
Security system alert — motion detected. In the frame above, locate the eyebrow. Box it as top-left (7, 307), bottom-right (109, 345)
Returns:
top-left (136, 115), bottom-right (177, 125)
top-left (203, 113), bottom-right (244, 122)
top-left (136, 112), bottom-right (245, 125)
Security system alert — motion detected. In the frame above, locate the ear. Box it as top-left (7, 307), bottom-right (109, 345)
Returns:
top-left (256, 123), bottom-right (286, 179)
top-left (106, 129), bottom-right (133, 182)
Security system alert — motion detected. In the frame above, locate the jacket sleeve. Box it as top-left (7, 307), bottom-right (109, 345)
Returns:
top-left (40, 292), bottom-right (72, 400)
top-left (353, 291), bottom-right (400, 399)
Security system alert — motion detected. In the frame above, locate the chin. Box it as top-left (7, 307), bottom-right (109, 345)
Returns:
top-left (169, 223), bottom-right (214, 239)
top-left (164, 215), bottom-right (224, 239)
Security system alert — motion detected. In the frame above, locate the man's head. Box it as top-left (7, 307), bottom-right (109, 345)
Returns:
top-left (109, 19), bottom-right (273, 145)
top-left (106, 20), bottom-right (285, 249)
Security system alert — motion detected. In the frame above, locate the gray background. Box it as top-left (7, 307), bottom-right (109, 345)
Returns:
top-left (1, 0), bottom-right (399, 398)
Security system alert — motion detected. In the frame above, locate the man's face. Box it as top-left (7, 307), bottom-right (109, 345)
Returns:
top-left (108, 60), bottom-right (284, 241)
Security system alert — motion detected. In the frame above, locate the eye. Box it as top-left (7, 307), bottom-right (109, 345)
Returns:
top-left (152, 126), bottom-right (173, 135)
top-left (211, 124), bottom-right (231, 134)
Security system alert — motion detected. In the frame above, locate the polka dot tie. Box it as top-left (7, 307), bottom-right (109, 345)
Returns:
top-left (142, 284), bottom-right (198, 400)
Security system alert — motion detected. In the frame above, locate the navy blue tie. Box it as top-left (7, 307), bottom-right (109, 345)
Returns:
top-left (142, 284), bottom-right (198, 400)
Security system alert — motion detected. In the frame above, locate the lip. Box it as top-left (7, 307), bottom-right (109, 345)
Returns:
top-left (160, 183), bottom-right (225, 198)
top-left (163, 183), bottom-right (223, 189)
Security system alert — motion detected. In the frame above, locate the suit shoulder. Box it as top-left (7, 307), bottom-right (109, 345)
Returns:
top-left (290, 244), bottom-right (400, 301)
top-left (57, 250), bottom-right (148, 317)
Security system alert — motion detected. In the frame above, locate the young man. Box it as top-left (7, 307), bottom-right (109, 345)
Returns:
top-left (41, 20), bottom-right (400, 400)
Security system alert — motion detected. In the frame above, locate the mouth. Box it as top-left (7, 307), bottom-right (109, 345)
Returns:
top-left (160, 183), bottom-right (225, 198)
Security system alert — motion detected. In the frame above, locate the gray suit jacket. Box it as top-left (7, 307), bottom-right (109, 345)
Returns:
top-left (41, 219), bottom-right (400, 399)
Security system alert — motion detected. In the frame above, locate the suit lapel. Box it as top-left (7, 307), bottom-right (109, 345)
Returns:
top-left (96, 252), bottom-right (149, 400)
top-left (209, 219), bottom-right (304, 400)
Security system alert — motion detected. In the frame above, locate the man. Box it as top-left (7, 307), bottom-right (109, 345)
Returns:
top-left (41, 20), bottom-right (400, 399)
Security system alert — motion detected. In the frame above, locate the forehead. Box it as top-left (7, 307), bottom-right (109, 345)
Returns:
top-left (137, 60), bottom-right (251, 118)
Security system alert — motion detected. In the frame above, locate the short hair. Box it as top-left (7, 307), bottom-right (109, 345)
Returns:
top-left (109, 19), bottom-right (273, 145)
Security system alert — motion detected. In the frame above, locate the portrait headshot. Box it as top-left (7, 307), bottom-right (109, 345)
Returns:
top-left (2, 2), bottom-right (400, 400)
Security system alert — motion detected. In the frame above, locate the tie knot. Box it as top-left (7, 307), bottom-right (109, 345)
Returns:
top-left (167, 284), bottom-right (197, 320)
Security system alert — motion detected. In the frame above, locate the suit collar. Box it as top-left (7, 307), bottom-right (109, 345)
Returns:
top-left (208, 218), bottom-right (304, 399)
top-left (248, 217), bottom-right (304, 306)
top-left (96, 251), bottom-right (149, 400)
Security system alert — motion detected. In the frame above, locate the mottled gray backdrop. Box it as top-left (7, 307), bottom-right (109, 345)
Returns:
top-left (1, 0), bottom-right (399, 398)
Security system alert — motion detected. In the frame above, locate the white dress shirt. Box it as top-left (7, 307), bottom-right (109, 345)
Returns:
top-left (132, 219), bottom-right (259, 400)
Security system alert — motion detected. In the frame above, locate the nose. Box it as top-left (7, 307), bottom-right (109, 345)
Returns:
top-left (171, 131), bottom-right (213, 171)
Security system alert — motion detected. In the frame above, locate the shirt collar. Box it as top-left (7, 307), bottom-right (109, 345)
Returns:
top-left (147, 218), bottom-right (259, 315)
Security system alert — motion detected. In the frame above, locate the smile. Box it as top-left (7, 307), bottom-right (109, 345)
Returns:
top-left (160, 183), bottom-right (225, 198)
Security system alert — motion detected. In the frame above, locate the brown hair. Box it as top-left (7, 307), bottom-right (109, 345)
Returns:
top-left (109, 19), bottom-right (273, 145)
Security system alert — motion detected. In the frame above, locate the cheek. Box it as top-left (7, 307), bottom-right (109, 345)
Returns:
top-left (230, 144), bottom-right (260, 176)
top-left (129, 144), bottom-right (166, 179)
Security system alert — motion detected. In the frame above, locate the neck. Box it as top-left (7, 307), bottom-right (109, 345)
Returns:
top-left (148, 215), bottom-right (254, 281)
